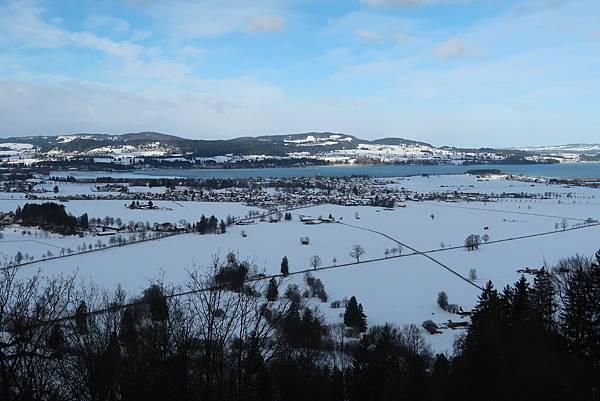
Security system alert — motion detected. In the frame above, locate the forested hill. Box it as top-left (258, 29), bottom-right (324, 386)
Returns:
top-left (0, 132), bottom-right (432, 156)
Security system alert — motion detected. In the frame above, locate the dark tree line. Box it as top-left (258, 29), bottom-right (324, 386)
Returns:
top-left (447, 252), bottom-right (600, 401)
top-left (1, 251), bottom-right (599, 401)
top-left (15, 202), bottom-right (89, 234)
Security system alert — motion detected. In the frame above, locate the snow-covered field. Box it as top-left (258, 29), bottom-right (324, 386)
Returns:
top-left (0, 199), bottom-right (255, 225)
top-left (2, 174), bottom-right (599, 354)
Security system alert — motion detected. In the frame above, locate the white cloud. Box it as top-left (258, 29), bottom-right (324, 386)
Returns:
top-left (356, 29), bottom-right (384, 43)
top-left (246, 15), bottom-right (286, 33)
top-left (178, 46), bottom-right (205, 58)
top-left (391, 31), bottom-right (412, 44)
top-left (433, 37), bottom-right (471, 58)
top-left (0, 0), bottom-right (68, 47)
top-left (71, 32), bottom-right (144, 60)
top-left (0, 1), bottom-right (189, 83)
top-left (84, 15), bottom-right (130, 33)
top-left (130, 29), bottom-right (152, 41)
top-left (135, 1), bottom-right (289, 38)
top-left (0, 78), bottom-right (285, 137)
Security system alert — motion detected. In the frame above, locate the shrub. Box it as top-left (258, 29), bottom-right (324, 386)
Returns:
top-left (468, 268), bottom-right (478, 282)
top-left (437, 291), bottom-right (449, 310)
top-left (422, 320), bottom-right (441, 335)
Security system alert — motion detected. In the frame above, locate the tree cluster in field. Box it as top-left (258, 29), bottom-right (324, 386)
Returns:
top-left (436, 291), bottom-right (460, 314)
top-left (370, 195), bottom-right (396, 208)
top-left (304, 272), bottom-right (328, 302)
top-left (384, 246), bottom-right (403, 258)
top-left (464, 234), bottom-right (481, 251)
top-left (194, 214), bottom-right (226, 234)
top-left (214, 252), bottom-right (251, 292)
top-left (15, 202), bottom-right (88, 234)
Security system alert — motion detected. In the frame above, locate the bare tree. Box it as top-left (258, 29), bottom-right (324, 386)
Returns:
top-left (310, 255), bottom-right (322, 270)
top-left (350, 245), bottom-right (365, 262)
top-left (0, 262), bottom-right (77, 399)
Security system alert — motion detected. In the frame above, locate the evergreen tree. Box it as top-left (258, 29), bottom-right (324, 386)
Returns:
top-left (464, 281), bottom-right (501, 354)
top-left (510, 276), bottom-right (531, 329)
top-left (75, 300), bottom-right (89, 335)
top-left (588, 262), bottom-right (600, 366)
top-left (358, 303), bottom-right (367, 333)
top-left (197, 215), bottom-right (207, 234)
top-left (344, 296), bottom-right (359, 328)
top-left (219, 220), bottom-right (226, 233)
top-left (78, 213), bottom-right (89, 230)
top-left (344, 296), bottom-right (367, 333)
top-left (281, 256), bottom-right (289, 277)
top-left (143, 285), bottom-right (169, 321)
top-left (266, 278), bottom-right (278, 301)
top-left (561, 267), bottom-right (593, 353)
top-left (531, 268), bottom-right (556, 330)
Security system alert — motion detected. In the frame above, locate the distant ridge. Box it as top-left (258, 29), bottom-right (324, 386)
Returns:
top-left (1, 131), bottom-right (583, 164)
top-left (0, 131), bottom-right (435, 156)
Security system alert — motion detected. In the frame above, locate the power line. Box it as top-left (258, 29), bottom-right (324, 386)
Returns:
top-left (336, 221), bottom-right (484, 291)
top-left (8, 207), bottom-right (600, 326)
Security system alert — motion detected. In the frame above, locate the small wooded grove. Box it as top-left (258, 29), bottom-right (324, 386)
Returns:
top-left (15, 203), bottom-right (89, 234)
top-left (0, 251), bottom-right (599, 401)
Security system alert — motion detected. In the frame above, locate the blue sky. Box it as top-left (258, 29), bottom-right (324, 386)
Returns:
top-left (0, 0), bottom-right (599, 146)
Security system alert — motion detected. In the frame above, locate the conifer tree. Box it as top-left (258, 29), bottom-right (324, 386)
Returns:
top-left (561, 267), bottom-right (593, 353)
top-left (358, 303), bottom-right (367, 333)
top-left (344, 296), bottom-right (367, 333)
top-left (281, 256), bottom-right (289, 277)
top-left (532, 268), bottom-right (556, 330)
top-left (75, 300), bottom-right (89, 335)
top-left (465, 281), bottom-right (501, 353)
top-left (266, 278), bottom-right (278, 301)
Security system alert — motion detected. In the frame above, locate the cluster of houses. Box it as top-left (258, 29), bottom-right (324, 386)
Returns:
top-left (5, 174), bottom-right (563, 213)
top-left (126, 200), bottom-right (159, 210)
top-left (0, 177), bottom-right (41, 193)
top-left (0, 211), bottom-right (16, 227)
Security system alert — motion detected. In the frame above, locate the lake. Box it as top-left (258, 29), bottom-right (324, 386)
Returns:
top-left (50, 163), bottom-right (600, 180)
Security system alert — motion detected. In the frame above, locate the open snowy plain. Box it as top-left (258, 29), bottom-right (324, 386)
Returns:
top-left (1, 174), bottom-right (599, 353)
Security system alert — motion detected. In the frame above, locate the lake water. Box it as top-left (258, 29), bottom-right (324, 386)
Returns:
top-left (50, 163), bottom-right (600, 180)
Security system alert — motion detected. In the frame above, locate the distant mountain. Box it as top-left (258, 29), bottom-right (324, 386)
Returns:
top-left (0, 131), bottom-right (437, 155)
top-left (0, 131), bottom-right (564, 166)
top-left (520, 143), bottom-right (600, 155)
top-left (0, 132), bottom-right (380, 156)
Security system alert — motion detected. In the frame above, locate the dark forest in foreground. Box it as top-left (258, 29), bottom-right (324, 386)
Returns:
top-left (1, 251), bottom-right (599, 401)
